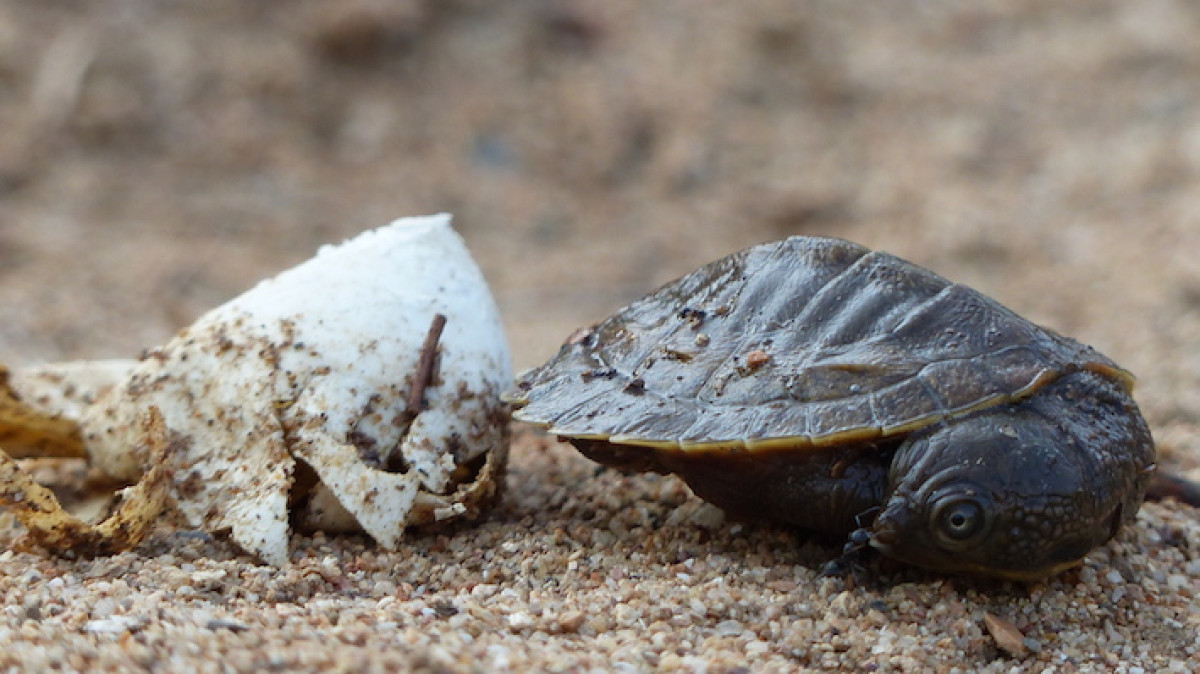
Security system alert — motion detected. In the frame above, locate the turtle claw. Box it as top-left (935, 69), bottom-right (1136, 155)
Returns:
top-left (820, 527), bottom-right (872, 578)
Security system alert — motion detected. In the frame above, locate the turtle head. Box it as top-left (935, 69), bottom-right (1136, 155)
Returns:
top-left (868, 396), bottom-right (1146, 580)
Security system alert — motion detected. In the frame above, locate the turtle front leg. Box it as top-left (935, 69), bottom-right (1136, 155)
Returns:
top-left (819, 510), bottom-right (879, 577)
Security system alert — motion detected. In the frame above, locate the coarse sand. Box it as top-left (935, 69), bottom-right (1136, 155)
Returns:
top-left (1, 1), bottom-right (1198, 671)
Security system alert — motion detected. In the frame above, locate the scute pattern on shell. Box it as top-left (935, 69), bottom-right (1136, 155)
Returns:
top-left (511, 237), bottom-right (1129, 449)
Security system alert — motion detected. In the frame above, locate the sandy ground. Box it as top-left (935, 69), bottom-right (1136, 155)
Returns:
top-left (1, 0), bottom-right (1199, 671)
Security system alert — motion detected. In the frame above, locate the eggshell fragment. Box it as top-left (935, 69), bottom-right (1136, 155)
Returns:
top-left (0, 361), bottom-right (135, 460)
top-left (0, 406), bottom-right (171, 556)
top-left (19, 213), bottom-right (515, 565)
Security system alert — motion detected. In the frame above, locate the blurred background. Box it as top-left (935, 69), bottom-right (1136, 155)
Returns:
top-left (1, 0), bottom-right (1199, 471)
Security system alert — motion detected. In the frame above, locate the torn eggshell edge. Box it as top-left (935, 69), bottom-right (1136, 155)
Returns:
top-left (76, 213), bottom-right (512, 566)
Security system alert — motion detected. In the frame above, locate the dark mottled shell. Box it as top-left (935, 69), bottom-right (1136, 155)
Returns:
top-left (509, 237), bottom-right (1131, 451)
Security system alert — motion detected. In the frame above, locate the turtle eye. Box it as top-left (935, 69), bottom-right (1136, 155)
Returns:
top-left (931, 498), bottom-right (988, 549)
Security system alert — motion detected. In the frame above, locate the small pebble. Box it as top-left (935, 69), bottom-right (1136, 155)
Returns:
top-left (983, 613), bottom-right (1029, 658)
top-left (557, 611), bottom-right (586, 633)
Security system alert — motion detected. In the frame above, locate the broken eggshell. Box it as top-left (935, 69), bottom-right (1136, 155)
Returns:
top-left (32, 213), bottom-right (511, 566)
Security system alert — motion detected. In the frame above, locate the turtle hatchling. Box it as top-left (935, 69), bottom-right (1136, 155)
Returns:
top-left (506, 236), bottom-right (1155, 580)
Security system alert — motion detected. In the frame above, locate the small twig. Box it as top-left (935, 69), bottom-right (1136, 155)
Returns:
top-left (406, 313), bottom-right (447, 418)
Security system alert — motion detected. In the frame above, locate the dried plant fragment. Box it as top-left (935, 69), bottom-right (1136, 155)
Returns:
top-left (0, 407), bottom-right (170, 556)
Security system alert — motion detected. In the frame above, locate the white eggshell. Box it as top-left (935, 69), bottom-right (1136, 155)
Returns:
top-left (7, 360), bottom-right (136, 421)
top-left (80, 214), bottom-right (511, 565)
